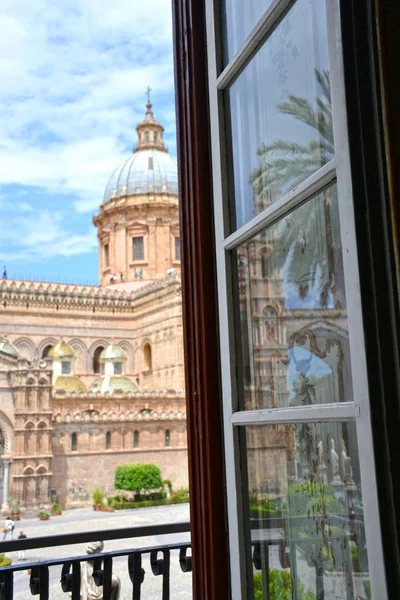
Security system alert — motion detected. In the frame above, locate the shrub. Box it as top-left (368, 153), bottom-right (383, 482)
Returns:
top-left (254, 570), bottom-right (315, 600)
top-left (38, 511), bottom-right (50, 518)
top-left (363, 580), bottom-right (371, 600)
top-left (115, 464), bottom-right (162, 492)
top-left (162, 479), bottom-right (173, 493)
top-left (351, 545), bottom-right (360, 573)
top-left (52, 502), bottom-right (62, 514)
top-left (92, 488), bottom-right (104, 506)
top-left (112, 488), bottom-right (189, 510)
top-left (0, 554), bottom-right (12, 568)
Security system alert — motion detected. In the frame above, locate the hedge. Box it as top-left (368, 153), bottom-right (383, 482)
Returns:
top-left (112, 490), bottom-right (189, 510)
top-left (115, 463), bottom-right (162, 492)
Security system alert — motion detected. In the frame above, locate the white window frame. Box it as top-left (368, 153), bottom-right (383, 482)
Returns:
top-left (204, 0), bottom-right (387, 597)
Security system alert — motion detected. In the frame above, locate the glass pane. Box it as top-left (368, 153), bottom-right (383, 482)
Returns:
top-left (237, 185), bottom-right (351, 410)
top-left (245, 422), bottom-right (371, 599)
top-left (226, 0), bottom-right (332, 229)
top-left (221, 0), bottom-right (273, 63)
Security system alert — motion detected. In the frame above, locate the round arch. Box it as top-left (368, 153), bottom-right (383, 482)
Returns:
top-left (142, 340), bottom-right (153, 372)
top-left (38, 338), bottom-right (58, 358)
top-left (88, 340), bottom-right (109, 374)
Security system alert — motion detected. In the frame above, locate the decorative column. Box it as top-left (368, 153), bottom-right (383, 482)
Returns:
top-left (1, 460), bottom-right (11, 511)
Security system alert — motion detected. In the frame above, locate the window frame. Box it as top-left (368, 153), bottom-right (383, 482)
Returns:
top-left (204, 0), bottom-right (387, 597)
top-left (172, 0), bottom-right (400, 597)
top-left (132, 236), bottom-right (145, 261)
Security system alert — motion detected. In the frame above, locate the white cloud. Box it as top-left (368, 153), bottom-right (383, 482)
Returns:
top-left (0, 0), bottom-right (177, 214)
top-left (0, 206), bottom-right (97, 263)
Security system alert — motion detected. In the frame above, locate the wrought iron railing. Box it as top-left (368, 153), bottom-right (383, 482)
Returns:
top-left (0, 521), bottom-right (191, 600)
top-left (0, 514), bottom-right (368, 599)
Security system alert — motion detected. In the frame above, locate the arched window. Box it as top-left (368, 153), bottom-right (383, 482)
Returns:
top-left (93, 346), bottom-right (105, 374)
top-left (165, 429), bottom-right (170, 447)
top-left (134, 430), bottom-right (139, 448)
top-left (71, 432), bottom-right (77, 452)
top-left (42, 345), bottom-right (54, 358)
top-left (153, 131), bottom-right (158, 144)
top-left (260, 253), bottom-right (268, 278)
top-left (145, 131), bottom-right (150, 144)
top-left (104, 243), bottom-right (110, 267)
top-left (106, 431), bottom-right (111, 450)
top-left (143, 343), bottom-right (152, 371)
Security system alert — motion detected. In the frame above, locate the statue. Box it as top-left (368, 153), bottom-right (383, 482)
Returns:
top-left (317, 440), bottom-right (326, 467)
top-left (330, 438), bottom-right (340, 481)
top-left (80, 541), bottom-right (121, 600)
top-left (342, 446), bottom-right (355, 486)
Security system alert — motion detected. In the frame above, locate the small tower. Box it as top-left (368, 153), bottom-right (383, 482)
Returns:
top-left (93, 100), bottom-right (181, 287)
top-left (48, 341), bottom-right (87, 393)
top-left (90, 343), bottom-right (139, 395)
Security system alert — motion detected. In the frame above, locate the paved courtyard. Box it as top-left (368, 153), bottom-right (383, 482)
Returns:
top-left (4, 504), bottom-right (192, 599)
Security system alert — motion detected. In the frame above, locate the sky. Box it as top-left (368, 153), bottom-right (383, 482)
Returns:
top-left (0, 0), bottom-right (176, 285)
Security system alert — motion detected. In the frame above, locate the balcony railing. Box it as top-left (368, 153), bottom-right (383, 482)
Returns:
top-left (0, 521), bottom-right (191, 600)
top-left (0, 513), bottom-right (368, 599)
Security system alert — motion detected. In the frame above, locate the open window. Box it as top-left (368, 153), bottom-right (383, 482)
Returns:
top-left (173, 0), bottom-right (400, 597)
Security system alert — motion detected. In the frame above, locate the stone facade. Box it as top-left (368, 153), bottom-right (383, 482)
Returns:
top-left (0, 104), bottom-right (188, 514)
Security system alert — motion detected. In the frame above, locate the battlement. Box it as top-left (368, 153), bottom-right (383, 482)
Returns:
top-left (0, 274), bottom-right (181, 313)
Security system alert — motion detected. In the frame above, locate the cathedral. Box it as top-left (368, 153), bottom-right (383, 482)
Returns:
top-left (0, 102), bottom-right (188, 513)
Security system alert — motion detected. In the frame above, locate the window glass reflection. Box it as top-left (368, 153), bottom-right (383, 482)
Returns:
top-left (245, 422), bottom-right (370, 599)
top-left (237, 186), bottom-right (351, 410)
top-left (226, 0), bottom-right (332, 229)
top-left (221, 0), bottom-right (273, 63)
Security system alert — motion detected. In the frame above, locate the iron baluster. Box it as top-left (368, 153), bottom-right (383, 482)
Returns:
top-left (128, 552), bottom-right (145, 600)
top-left (0, 569), bottom-right (13, 600)
top-left (179, 546), bottom-right (192, 572)
top-left (150, 549), bottom-right (170, 600)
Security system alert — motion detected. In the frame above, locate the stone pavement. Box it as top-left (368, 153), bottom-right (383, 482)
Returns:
top-left (5, 504), bottom-right (192, 600)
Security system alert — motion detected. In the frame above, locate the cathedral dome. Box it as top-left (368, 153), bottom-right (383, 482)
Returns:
top-left (48, 341), bottom-right (75, 360)
top-left (103, 149), bottom-right (178, 202)
top-left (0, 336), bottom-right (19, 358)
top-left (100, 344), bottom-right (126, 362)
top-left (103, 102), bottom-right (178, 203)
top-left (54, 375), bottom-right (87, 393)
top-left (90, 375), bottom-right (139, 395)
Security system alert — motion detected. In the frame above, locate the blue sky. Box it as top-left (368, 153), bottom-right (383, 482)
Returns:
top-left (0, 0), bottom-right (176, 285)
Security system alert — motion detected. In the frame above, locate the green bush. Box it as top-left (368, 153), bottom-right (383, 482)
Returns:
top-left (0, 554), bottom-right (12, 568)
top-left (254, 570), bottom-right (315, 600)
top-left (52, 502), bottom-right (62, 514)
top-left (113, 488), bottom-right (189, 510)
top-left (92, 488), bottom-right (104, 506)
top-left (284, 482), bottom-right (347, 572)
top-left (351, 545), bottom-right (360, 573)
top-left (115, 463), bottom-right (162, 492)
top-left (363, 580), bottom-right (371, 600)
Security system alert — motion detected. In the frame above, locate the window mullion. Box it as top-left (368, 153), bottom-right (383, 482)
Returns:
top-left (216, 0), bottom-right (296, 90)
top-left (223, 158), bottom-right (337, 250)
